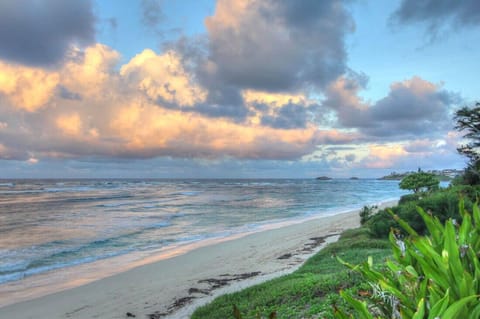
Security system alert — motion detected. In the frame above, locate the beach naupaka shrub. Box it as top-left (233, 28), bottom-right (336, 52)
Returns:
top-left (366, 188), bottom-right (473, 238)
top-left (335, 201), bottom-right (480, 319)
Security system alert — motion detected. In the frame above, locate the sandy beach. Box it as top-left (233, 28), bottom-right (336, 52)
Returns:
top-left (0, 200), bottom-right (396, 319)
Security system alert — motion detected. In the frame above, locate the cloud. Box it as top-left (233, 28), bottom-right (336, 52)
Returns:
top-left (242, 90), bottom-right (324, 129)
top-left (366, 77), bottom-right (457, 137)
top-left (120, 49), bottom-right (207, 107)
top-left (56, 113), bottom-right (83, 136)
top-left (60, 44), bottom-right (120, 98)
top-left (0, 0), bottom-right (95, 67)
top-left (391, 0), bottom-right (480, 35)
top-left (164, 0), bottom-right (355, 121)
top-left (107, 101), bottom-right (353, 160)
top-left (362, 144), bottom-right (408, 169)
top-left (324, 75), bottom-right (458, 140)
top-left (56, 86), bottom-right (82, 101)
top-left (0, 61), bottom-right (59, 111)
top-left (27, 157), bottom-right (38, 165)
top-left (0, 43), bottom-right (360, 164)
top-left (356, 134), bottom-right (465, 171)
top-left (203, 0), bottom-right (354, 92)
top-left (140, 0), bottom-right (165, 31)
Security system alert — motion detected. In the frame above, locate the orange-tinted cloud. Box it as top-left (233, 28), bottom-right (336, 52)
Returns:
top-left (120, 49), bottom-right (206, 107)
top-left (109, 101), bottom-right (353, 159)
top-left (0, 61), bottom-right (59, 111)
top-left (56, 113), bottom-right (83, 136)
top-left (60, 44), bottom-right (120, 98)
top-left (363, 144), bottom-right (408, 169)
top-left (0, 42), bottom-right (361, 162)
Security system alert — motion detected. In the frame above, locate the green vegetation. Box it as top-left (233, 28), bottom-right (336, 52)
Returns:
top-left (378, 170), bottom-right (457, 182)
top-left (399, 171), bottom-right (439, 194)
top-left (359, 205), bottom-right (378, 225)
top-left (191, 228), bottom-right (391, 319)
top-left (455, 103), bottom-right (480, 185)
top-left (378, 172), bottom-right (410, 180)
top-left (365, 185), bottom-right (478, 238)
top-left (336, 201), bottom-right (480, 319)
top-left (192, 105), bottom-right (480, 318)
top-left (192, 184), bottom-right (480, 318)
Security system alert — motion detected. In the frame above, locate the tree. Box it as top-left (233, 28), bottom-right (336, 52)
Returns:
top-left (399, 171), bottom-right (439, 193)
top-left (455, 103), bottom-right (480, 184)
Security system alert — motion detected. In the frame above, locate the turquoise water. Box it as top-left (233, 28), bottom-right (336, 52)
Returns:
top-left (0, 179), bottom-right (407, 288)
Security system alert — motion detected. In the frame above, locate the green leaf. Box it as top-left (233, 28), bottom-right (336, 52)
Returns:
top-left (388, 210), bottom-right (418, 237)
top-left (428, 289), bottom-right (449, 319)
top-left (458, 213), bottom-right (472, 246)
top-left (440, 295), bottom-right (478, 318)
top-left (417, 207), bottom-right (442, 246)
top-left (339, 291), bottom-right (374, 319)
top-left (473, 203), bottom-right (480, 227)
top-left (412, 298), bottom-right (425, 319)
top-left (468, 302), bottom-right (480, 319)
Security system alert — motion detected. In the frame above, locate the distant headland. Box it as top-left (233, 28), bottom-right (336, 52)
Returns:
top-left (378, 169), bottom-right (463, 181)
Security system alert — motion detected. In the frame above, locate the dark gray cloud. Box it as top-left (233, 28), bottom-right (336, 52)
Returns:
top-left (206, 0), bottom-right (354, 92)
top-left (0, 0), bottom-right (95, 67)
top-left (56, 86), bottom-right (82, 101)
top-left (365, 83), bottom-right (456, 137)
top-left (324, 75), bottom-right (459, 140)
top-left (261, 103), bottom-right (309, 129)
top-left (196, 71), bottom-right (250, 120)
top-left (168, 0), bottom-right (354, 122)
top-left (391, 0), bottom-right (480, 35)
top-left (163, 36), bottom-right (250, 121)
top-left (261, 102), bottom-right (323, 129)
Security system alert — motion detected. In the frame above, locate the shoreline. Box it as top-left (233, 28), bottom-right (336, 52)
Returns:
top-left (0, 199), bottom-right (397, 319)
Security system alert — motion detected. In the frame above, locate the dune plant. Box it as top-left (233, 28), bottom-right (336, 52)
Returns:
top-left (335, 201), bottom-right (480, 318)
top-left (359, 205), bottom-right (378, 225)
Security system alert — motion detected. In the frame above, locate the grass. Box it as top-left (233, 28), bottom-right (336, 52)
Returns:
top-left (191, 227), bottom-right (391, 319)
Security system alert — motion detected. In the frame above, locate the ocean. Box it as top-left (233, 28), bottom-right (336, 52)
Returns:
top-left (0, 178), bottom-right (407, 304)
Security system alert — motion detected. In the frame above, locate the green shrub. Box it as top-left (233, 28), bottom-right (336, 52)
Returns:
top-left (448, 184), bottom-right (480, 200)
top-left (368, 188), bottom-right (474, 238)
top-left (398, 193), bottom-right (421, 205)
top-left (367, 210), bottom-right (393, 238)
top-left (335, 201), bottom-right (480, 319)
top-left (359, 205), bottom-right (377, 225)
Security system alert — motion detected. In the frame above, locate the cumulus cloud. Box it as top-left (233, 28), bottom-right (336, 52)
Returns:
top-left (0, 0), bottom-right (466, 175)
top-left (204, 0), bottom-right (353, 92)
top-left (56, 113), bottom-right (83, 136)
top-left (60, 44), bottom-right (120, 98)
top-left (0, 0), bottom-right (95, 67)
top-left (0, 43), bottom-right (360, 164)
top-left (163, 0), bottom-right (355, 121)
top-left (120, 49), bottom-right (207, 107)
top-left (242, 90), bottom-right (324, 129)
top-left (366, 77), bottom-right (457, 137)
top-left (0, 61), bottom-right (59, 111)
top-left (324, 75), bottom-right (458, 140)
top-left (391, 0), bottom-right (480, 35)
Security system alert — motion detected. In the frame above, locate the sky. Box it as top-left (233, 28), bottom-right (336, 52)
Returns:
top-left (0, 0), bottom-right (479, 179)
